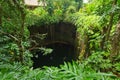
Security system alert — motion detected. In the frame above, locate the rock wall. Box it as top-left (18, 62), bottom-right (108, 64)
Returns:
top-left (29, 22), bottom-right (76, 46)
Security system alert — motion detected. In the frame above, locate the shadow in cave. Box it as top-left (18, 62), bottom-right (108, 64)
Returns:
top-left (32, 43), bottom-right (75, 68)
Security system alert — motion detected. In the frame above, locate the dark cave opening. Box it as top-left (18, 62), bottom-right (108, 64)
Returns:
top-left (32, 43), bottom-right (75, 68)
top-left (29, 22), bottom-right (77, 68)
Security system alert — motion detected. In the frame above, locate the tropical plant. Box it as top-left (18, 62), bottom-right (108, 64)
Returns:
top-left (1, 0), bottom-right (120, 79)
top-left (0, 0), bottom-right (32, 65)
top-left (0, 61), bottom-right (118, 80)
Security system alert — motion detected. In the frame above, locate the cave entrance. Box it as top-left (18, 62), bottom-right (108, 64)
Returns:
top-left (32, 42), bottom-right (75, 68)
top-left (30, 22), bottom-right (77, 68)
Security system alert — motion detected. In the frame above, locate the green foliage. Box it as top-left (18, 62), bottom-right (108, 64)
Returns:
top-left (83, 50), bottom-right (120, 79)
top-left (26, 7), bottom-right (48, 26)
top-left (0, 61), bottom-right (118, 80)
top-left (40, 47), bottom-right (53, 55)
top-left (1, 0), bottom-right (120, 79)
top-left (85, 51), bottom-right (112, 70)
top-left (0, 34), bottom-right (15, 63)
top-left (0, 0), bottom-right (32, 65)
top-left (66, 6), bottom-right (76, 14)
top-left (67, 12), bottom-right (100, 35)
top-left (0, 34), bottom-right (32, 66)
top-left (26, 0), bottom-right (83, 27)
top-left (26, 7), bottom-right (63, 26)
top-left (112, 55), bottom-right (120, 72)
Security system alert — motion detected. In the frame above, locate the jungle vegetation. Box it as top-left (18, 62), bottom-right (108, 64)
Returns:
top-left (0, 0), bottom-right (120, 79)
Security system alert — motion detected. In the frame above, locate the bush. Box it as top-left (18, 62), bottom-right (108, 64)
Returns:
top-left (0, 61), bottom-right (118, 80)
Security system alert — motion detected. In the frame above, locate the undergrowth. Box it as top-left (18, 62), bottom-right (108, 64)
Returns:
top-left (0, 61), bottom-right (119, 80)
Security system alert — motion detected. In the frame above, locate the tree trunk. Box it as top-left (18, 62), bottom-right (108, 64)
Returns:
top-left (106, 0), bottom-right (117, 41)
top-left (19, 6), bottom-right (26, 64)
top-left (111, 21), bottom-right (120, 57)
top-left (85, 35), bottom-right (90, 58)
top-left (12, 0), bottom-right (26, 64)
top-left (0, 5), bottom-right (2, 26)
top-left (100, 27), bottom-right (107, 50)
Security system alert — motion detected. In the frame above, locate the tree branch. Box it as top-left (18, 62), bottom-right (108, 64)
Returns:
top-left (0, 4), bottom-right (2, 25)
top-left (0, 30), bottom-right (19, 42)
top-left (106, 0), bottom-right (118, 41)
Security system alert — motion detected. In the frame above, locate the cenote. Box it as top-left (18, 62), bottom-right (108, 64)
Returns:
top-left (32, 43), bottom-right (75, 68)
top-left (30, 22), bottom-right (77, 68)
